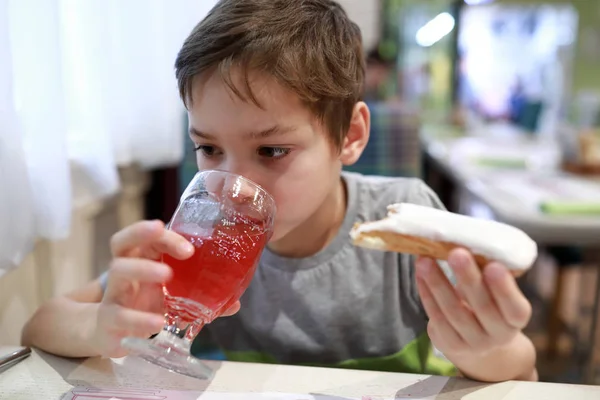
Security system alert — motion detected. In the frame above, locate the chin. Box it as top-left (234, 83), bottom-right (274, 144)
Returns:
top-left (267, 221), bottom-right (294, 243)
top-left (267, 229), bottom-right (286, 243)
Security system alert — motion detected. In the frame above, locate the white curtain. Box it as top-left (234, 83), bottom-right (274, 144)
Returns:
top-left (0, 0), bottom-right (218, 274)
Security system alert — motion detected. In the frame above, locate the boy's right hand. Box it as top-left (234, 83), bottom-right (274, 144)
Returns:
top-left (92, 220), bottom-right (240, 358)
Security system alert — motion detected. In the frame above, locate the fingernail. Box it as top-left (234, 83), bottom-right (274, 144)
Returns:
top-left (448, 249), bottom-right (469, 269)
top-left (146, 220), bottom-right (163, 234)
top-left (416, 258), bottom-right (433, 277)
top-left (151, 315), bottom-right (165, 327)
top-left (179, 242), bottom-right (194, 254)
top-left (485, 263), bottom-right (505, 282)
top-left (157, 265), bottom-right (172, 279)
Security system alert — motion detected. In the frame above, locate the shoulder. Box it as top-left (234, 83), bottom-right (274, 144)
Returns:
top-left (344, 172), bottom-right (445, 223)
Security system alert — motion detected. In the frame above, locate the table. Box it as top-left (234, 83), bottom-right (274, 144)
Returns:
top-left (2, 350), bottom-right (600, 399)
top-left (463, 175), bottom-right (600, 246)
top-left (420, 122), bottom-right (600, 384)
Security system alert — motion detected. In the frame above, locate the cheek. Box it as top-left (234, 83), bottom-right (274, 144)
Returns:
top-left (195, 154), bottom-right (219, 170)
top-left (264, 149), bottom-right (338, 234)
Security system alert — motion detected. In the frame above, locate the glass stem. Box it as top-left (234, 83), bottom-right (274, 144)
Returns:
top-left (160, 312), bottom-right (206, 352)
top-left (184, 319), bottom-right (205, 341)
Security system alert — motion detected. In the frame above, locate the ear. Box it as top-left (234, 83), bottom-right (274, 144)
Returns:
top-left (339, 102), bottom-right (370, 166)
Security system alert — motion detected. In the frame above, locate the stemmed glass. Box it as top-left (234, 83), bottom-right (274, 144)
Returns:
top-left (121, 170), bottom-right (276, 379)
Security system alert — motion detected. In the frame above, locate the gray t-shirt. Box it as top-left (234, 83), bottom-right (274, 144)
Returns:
top-left (100, 172), bottom-right (455, 375)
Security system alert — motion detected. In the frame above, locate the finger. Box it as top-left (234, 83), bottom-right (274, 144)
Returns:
top-left (111, 220), bottom-right (165, 256)
top-left (484, 263), bottom-right (532, 329)
top-left (105, 304), bottom-right (165, 336)
top-left (102, 339), bottom-right (129, 359)
top-left (136, 282), bottom-right (166, 314)
top-left (221, 301), bottom-right (241, 317)
top-left (112, 221), bottom-right (195, 260)
top-left (416, 271), bottom-right (448, 335)
top-left (105, 258), bottom-right (172, 303)
top-left (105, 326), bottom-right (161, 359)
top-left (416, 257), bottom-right (487, 346)
top-left (448, 249), bottom-right (512, 338)
top-left (427, 317), bottom-right (466, 355)
top-left (417, 273), bottom-right (468, 353)
top-left (416, 272), bottom-right (444, 320)
top-left (144, 229), bottom-right (195, 261)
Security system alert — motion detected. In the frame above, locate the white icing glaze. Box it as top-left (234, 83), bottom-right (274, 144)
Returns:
top-left (350, 203), bottom-right (537, 271)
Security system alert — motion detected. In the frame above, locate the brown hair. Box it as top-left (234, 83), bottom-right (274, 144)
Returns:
top-left (175, 0), bottom-right (365, 147)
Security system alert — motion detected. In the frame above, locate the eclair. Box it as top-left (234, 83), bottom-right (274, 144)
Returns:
top-left (350, 203), bottom-right (537, 276)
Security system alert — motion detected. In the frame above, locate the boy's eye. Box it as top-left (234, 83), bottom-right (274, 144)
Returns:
top-left (257, 147), bottom-right (291, 159)
top-left (194, 145), bottom-right (220, 157)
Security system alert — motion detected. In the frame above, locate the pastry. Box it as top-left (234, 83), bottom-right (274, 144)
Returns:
top-left (350, 203), bottom-right (537, 276)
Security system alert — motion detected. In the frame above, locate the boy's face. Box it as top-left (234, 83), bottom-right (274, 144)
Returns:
top-left (187, 71), bottom-right (355, 242)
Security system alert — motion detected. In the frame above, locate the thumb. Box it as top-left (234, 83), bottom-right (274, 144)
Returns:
top-left (220, 301), bottom-right (241, 317)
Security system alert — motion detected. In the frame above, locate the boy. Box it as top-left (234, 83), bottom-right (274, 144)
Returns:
top-left (22, 0), bottom-right (537, 382)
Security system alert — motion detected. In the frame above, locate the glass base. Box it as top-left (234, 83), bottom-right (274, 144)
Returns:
top-left (121, 331), bottom-right (213, 380)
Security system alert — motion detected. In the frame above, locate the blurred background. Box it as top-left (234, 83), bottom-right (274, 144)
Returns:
top-left (2, 0), bottom-right (600, 386)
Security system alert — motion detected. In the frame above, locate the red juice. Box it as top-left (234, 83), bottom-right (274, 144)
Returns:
top-left (162, 215), bottom-right (268, 323)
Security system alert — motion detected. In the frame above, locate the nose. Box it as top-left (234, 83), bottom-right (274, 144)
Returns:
top-left (198, 170), bottom-right (275, 230)
top-left (224, 174), bottom-right (260, 206)
top-left (216, 162), bottom-right (265, 200)
top-left (202, 170), bottom-right (263, 206)
top-left (218, 160), bottom-right (254, 183)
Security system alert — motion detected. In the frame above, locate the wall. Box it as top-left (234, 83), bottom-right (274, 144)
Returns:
top-left (337, 0), bottom-right (381, 51)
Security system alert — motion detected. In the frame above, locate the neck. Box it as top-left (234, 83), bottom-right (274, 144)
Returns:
top-left (268, 176), bottom-right (347, 258)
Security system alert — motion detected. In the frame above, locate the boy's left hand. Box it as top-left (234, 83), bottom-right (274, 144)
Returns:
top-left (415, 248), bottom-right (532, 357)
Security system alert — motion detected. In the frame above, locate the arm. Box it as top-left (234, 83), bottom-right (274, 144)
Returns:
top-left (21, 220), bottom-right (240, 359)
top-left (21, 220), bottom-right (183, 358)
top-left (21, 280), bottom-right (104, 358)
top-left (450, 332), bottom-right (538, 382)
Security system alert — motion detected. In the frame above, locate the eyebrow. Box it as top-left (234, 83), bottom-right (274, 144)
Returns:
top-left (189, 125), bottom-right (297, 141)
